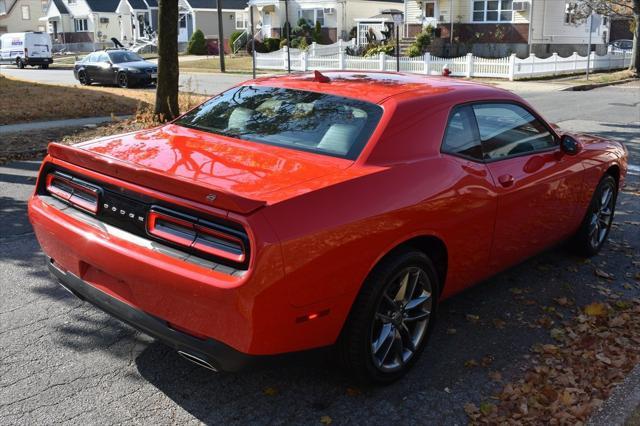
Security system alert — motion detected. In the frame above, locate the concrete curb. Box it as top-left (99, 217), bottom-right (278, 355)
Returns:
top-left (0, 115), bottom-right (132, 135)
top-left (562, 78), bottom-right (637, 91)
top-left (588, 363), bottom-right (640, 426)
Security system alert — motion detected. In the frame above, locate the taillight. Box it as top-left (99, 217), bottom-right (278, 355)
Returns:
top-left (147, 208), bottom-right (247, 264)
top-left (45, 172), bottom-right (99, 214)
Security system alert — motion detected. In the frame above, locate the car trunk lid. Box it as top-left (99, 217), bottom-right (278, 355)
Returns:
top-left (47, 124), bottom-right (353, 214)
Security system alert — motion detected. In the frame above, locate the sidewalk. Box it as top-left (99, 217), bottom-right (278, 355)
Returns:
top-left (588, 364), bottom-right (640, 425)
top-left (0, 115), bottom-right (130, 135)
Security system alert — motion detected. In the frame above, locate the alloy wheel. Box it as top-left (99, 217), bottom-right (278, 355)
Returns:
top-left (589, 184), bottom-right (614, 249)
top-left (118, 73), bottom-right (128, 88)
top-left (78, 72), bottom-right (87, 85)
top-left (370, 266), bottom-right (432, 372)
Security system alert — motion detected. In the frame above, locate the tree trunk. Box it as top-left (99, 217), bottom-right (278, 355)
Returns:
top-left (155, 0), bottom-right (180, 121)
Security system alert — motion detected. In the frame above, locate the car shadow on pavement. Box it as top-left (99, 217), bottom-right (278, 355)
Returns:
top-left (128, 238), bottom-right (636, 424)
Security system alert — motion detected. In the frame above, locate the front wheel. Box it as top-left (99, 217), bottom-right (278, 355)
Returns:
top-left (117, 72), bottom-right (129, 88)
top-left (336, 249), bottom-right (438, 384)
top-left (16, 58), bottom-right (25, 69)
top-left (77, 70), bottom-right (90, 85)
top-left (572, 174), bottom-right (617, 256)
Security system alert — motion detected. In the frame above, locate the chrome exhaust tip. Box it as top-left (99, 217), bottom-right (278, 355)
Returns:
top-left (177, 350), bottom-right (218, 372)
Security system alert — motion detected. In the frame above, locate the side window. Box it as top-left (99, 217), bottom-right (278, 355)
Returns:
top-left (84, 53), bottom-right (97, 62)
top-left (97, 53), bottom-right (109, 63)
top-left (472, 103), bottom-right (556, 161)
top-left (441, 105), bottom-right (483, 161)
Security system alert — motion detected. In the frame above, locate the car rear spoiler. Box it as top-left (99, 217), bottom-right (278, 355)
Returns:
top-left (47, 143), bottom-right (267, 215)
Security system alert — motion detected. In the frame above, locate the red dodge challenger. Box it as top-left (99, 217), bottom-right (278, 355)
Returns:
top-left (28, 72), bottom-right (627, 383)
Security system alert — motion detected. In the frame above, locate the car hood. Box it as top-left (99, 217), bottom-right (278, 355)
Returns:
top-left (118, 60), bottom-right (155, 69)
top-left (48, 124), bottom-right (358, 213)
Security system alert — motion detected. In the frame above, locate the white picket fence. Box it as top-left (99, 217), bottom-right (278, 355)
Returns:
top-left (256, 46), bottom-right (632, 80)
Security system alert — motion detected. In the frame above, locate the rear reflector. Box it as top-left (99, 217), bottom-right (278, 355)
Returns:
top-left (46, 172), bottom-right (99, 214)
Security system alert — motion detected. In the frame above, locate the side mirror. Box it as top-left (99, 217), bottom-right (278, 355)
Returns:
top-left (560, 135), bottom-right (580, 155)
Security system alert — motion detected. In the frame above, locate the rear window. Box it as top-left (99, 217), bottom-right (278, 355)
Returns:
top-left (174, 86), bottom-right (383, 159)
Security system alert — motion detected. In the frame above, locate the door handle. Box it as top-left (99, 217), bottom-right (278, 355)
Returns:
top-left (498, 174), bottom-right (514, 187)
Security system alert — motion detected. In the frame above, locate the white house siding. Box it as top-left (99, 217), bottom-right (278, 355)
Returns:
top-left (530, 0), bottom-right (608, 55)
top-left (0, 0), bottom-right (48, 33)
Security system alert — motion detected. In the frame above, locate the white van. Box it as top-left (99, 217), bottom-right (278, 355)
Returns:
top-left (0, 32), bottom-right (53, 69)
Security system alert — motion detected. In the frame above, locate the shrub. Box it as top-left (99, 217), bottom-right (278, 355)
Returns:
top-left (263, 37), bottom-right (281, 52)
top-left (363, 43), bottom-right (394, 57)
top-left (187, 29), bottom-right (207, 55)
top-left (298, 37), bottom-right (309, 51)
top-left (279, 38), bottom-right (288, 49)
top-left (230, 30), bottom-right (244, 48)
top-left (312, 21), bottom-right (322, 43)
top-left (205, 39), bottom-right (220, 56)
top-left (247, 39), bottom-right (267, 54)
top-left (407, 45), bottom-right (422, 57)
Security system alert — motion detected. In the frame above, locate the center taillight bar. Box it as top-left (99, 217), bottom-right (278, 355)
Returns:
top-left (45, 172), bottom-right (100, 214)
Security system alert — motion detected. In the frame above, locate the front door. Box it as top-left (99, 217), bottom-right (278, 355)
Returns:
top-left (424, 1), bottom-right (438, 27)
top-left (262, 12), bottom-right (272, 38)
top-left (472, 102), bottom-right (584, 271)
top-left (178, 14), bottom-right (189, 42)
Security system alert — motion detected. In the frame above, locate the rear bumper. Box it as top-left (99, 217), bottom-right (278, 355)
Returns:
top-left (25, 57), bottom-right (53, 65)
top-left (47, 257), bottom-right (255, 372)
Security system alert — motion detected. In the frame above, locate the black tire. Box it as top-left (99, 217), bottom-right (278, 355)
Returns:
top-left (40, 64), bottom-right (49, 69)
top-left (117, 72), bottom-right (129, 88)
top-left (336, 248), bottom-right (439, 384)
top-left (16, 58), bottom-right (25, 69)
top-left (77, 70), bottom-right (90, 85)
top-left (572, 174), bottom-right (617, 257)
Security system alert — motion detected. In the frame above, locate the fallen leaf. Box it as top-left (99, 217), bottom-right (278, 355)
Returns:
top-left (584, 303), bottom-right (607, 317)
top-left (554, 297), bottom-right (570, 306)
top-left (263, 387), bottom-right (279, 396)
top-left (320, 415), bottom-right (332, 425)
top-left (489, 371), bottom-right (503, 382)
top-left (346, 387), bottom-right (361, 397)
top-left (493, 319), bottom-right (506, 329)
top-left (479, 401), bottom-right (495, 415)
top-left (446, 328), bottom-right (457, 335)
top-left (594, 268), bottom-right (614, 280)
top-left (465, 359), bottom-right (479, 368)
top-left (595, 353), bottom-right (612, 365)
top-left (466, 314), bottom-right (480, 323)
top-left (550, 328), bottom-right (565, 341)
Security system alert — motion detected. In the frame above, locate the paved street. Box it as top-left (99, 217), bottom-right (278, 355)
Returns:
top-left (0, 81), bottom-right (639, 424)
top-left (0, 66), bottom-right (250, 96)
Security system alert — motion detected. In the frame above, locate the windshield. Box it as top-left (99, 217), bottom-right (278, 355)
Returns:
top-left (108, 51), bottom-right (145, 63)
top-left (174, 86), bottom-right (383, 159)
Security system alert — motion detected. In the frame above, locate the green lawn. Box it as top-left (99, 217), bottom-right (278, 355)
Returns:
top-left (179, 55), bottom-right (256, 73)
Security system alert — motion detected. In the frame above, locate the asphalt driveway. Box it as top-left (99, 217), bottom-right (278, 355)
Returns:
top-left (0, 82), bottom-right (639, 424)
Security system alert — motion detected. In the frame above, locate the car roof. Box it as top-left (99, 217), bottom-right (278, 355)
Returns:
top-left (248, 71), bottom-right (513, 105)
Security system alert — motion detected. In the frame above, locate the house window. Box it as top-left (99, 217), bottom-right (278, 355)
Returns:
top-left (0, 0), bottom-right (6, 15)
top-left (564, 2), bottom-right (577, 24)
top-left (473, 0), bottom-right (513, 22)
top-left (41, 0), bottom-right (47, 13)
top-left (74, 18), bottom-right (88, 32)
top-left (235, 11), bottom-right (248, 29)
top-left (299, 8), bottom-right (324, 27)
top-left (21, 5), bottom-right (30, 20)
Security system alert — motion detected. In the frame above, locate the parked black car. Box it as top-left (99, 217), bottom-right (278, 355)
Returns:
top-left (73, 49), bottom-right (157, 88)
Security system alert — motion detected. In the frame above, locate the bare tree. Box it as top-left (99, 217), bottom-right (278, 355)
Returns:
top-left (574, 0), bottom-right (639, 76)
top-left (155, 0), bottom-right (180, 120)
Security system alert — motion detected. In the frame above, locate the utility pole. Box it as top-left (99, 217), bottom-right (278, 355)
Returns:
top-left (449, 0), bottom-right (454, 45)
top-left (284, 0), bottom-right (291, 73)
top-left (250, 4), bottom-right (256, 79)
top-left (586, 11), bottom-right (593, 80)
top-left (217, 0), bottom-right (226, 72)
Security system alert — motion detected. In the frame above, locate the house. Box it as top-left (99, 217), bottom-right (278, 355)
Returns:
top-left (115, 0), bottom-right (158, 44)
top-left (247, 0), bottom-right (406, 43)
top-left (402, 0), bottom-right (611, 57)
top-left (42, 0), bottom-right (121, 48)
top-left (174, 0), bottom-right (249, 49)
top-left (0, 0), bottom-right (48, 34)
